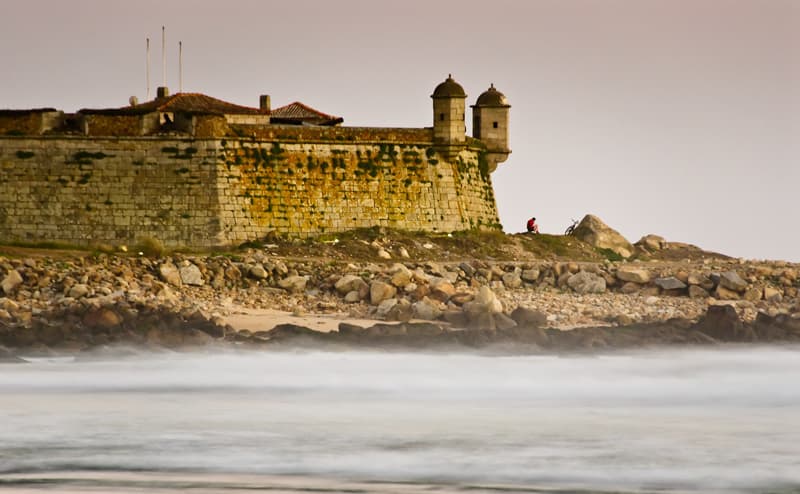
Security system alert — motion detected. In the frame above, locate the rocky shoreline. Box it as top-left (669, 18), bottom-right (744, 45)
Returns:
top-left (1, 241), bottom-right (799, 358)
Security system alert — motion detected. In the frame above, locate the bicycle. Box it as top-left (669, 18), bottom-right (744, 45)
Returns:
top-left (564, 219), bottom-right (578, 236)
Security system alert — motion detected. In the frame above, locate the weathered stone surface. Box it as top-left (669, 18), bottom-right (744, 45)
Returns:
top-left (573, 214), bottom-right (634, 258)
top-left (278, 275), bottom-right (308, 294)
top-left (412, 297), bottom-right (443, 321)
top-left (429, 278), bottom-right (456, 302)
top-left (377, 248), bottom-right (392, 260)
top-left (743, 287), bottom-right (762, 302)
top-left (654, 277), bottom-right (687, 291)
top-left (0, 297), bottom-right (19, 311)
top-left (620, 282), bottom-right (641, 294)
top-left (616, 266), bottom-right (650, 284)
top-left (248, 264), bottom-right (269, 280)
top-left (344, 290), bottom-right (363, 303)
top-left (715, 285), bottom-right (741, 300)
top-left (465, 285), bottom-right (503, 316)
top-left (390, 265), bottom-right (413, 288)
top-left (370, 280), bottom-right (397, 305)
top-left (179, 263), bottom-right (204, 286)
top-left (764, 286), bottom-right (783, 303)
top-left (567, 271), bottom-right (606, 294)
top-left (335, 275), bottom-right (368, 295)
top-left (637, 234), bottom-right (666, 251)
top-left (1, 270), bottom-right (23, 294)
top-left (521, 268), bottom-right (540, 283)
top-left (688, 285), bottom-right (709, 298)
top-left (719, 271), bottom-right (747, 292)
top-left (502, 272), bottom-right (522, 289)
top-left (376, 298), bottom-right (412, 321)
top-left (68, 284), bottom-right (90, 299)
top-left (158, 262), bottom-right (182, 287)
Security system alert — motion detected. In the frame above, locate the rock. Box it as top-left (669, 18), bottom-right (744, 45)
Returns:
top-left (0, 297), bottom-right (19, 311)
top-left (636, 234), bottom-right (666, 251)
top-left (645, 296), bottom-right (659, 305)
top-left (179, 263), bottom-right (204, 286)
top-left (412, 297), bottom-right (443, 321)
top-left (248, 263), bottom-right (269, 280)
top-left (502, 272), bottom-right (522, 289)
top-left (158, 262), bottom-right (182, 287)
top-left (764, 286), bottom-right (783, 303)
top-left (370, 280), bottom-right (397, 305)
top-left (390, 265), bottom-right (413, 288)
top-left (715, 285), bottom-right (741, 300)
top-left (429, 277), bottom-right (456, 302)
top-left (719, 271), bottom-right (747, 292)
top-left (1, 270), bottom-right (23, 294)
top-left (83, 307), bottom-right (123, 330)
top-left (573, 214), bottom-right (634, 258)
top-left (335, 275), bottom-right (368, 297)
top-left (654, 277), bottom-right (687, 291)
top-left (521, 268), bottom-right (540, 283)
top-left (743, 287), bottom-right (762, 302)
top-left (377, 248), bottom-right (392, 260)
top-left (68, 284), bottom-right (90, 299)
top-left (510, 307), bottom-right (547, 328)
top-left (398, 247), bottom-right (410, 259)
top-left (376, 298), bottom-right (412, 321)
top-left (566, 271), bottom-right (606, 294)
top-left (687, 272), bottom-right (713, 289)
top-left (494, 313), bottom-right (518, 331)
top-left (468, 285), bottom-right (503, 315)
top-left (688, 285), bottom-right (709, 298)
top-left (459, 262), bottom-right (476, 278)
top-left (620, 282), bottom-right (641, 294)
top-left (278, 275), bottom-right (308, 294)
top-left (225, 264), bottom-right (242, 281)
top-left (0, 309), bottom-right (11, 321)
top-left (616, 266), bottom-right (650, 284)
top-left (693, 304), bottom-right (751, 342)
top-left (343, 290), bottom-right (363, 303)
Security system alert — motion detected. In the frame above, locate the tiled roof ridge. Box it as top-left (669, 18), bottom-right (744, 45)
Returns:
top-left (272, 101), bottom-right (339, 120)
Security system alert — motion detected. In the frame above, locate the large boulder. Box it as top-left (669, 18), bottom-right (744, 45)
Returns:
top-left (179, 262), bottom-right (204, 286)
top-left (278, 275), bottom-right (308, 294)
top-left (335, 275), bottom-right (369, 297)
top-left (636, 234), bottom-right (666, 252)
top-left (719, 271), bottom-right (747, 293)
top-left (566, 271), bottom-right (606, 294)
top-left (370, 280), bottom-right (397, 305)
top-left (616, 266), bottom-right (651, 284)
top-left (158, 262), bottom-right (183, 287)
top-left (573, 214), bottom-right (634, 258)
top-left (1, 270), bottom-right (23, 295)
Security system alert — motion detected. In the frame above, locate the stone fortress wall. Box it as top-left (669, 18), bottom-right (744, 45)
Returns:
top-left (0, 76), bottom-right (509, 249)
top-left (0, 130), bottom-right (498, 248)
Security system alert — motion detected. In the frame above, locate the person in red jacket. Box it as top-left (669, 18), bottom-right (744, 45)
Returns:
top-left (526, 217), bottom-right (539, 234)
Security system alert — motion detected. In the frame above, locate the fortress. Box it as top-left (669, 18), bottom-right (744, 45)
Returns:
top-left (0, 76), bottom-right (510, 248)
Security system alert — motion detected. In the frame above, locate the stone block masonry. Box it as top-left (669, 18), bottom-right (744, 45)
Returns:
top-left (0, 132), bottom-right (500, 248)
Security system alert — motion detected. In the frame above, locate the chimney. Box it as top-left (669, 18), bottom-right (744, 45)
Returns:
top-left (157, 86), bottom-right (169, 99)
top-left (259, 94), bottom-right (271, 112)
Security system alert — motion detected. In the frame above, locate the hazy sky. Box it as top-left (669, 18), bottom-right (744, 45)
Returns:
top-left (1, 0), bottom-right (797, 261)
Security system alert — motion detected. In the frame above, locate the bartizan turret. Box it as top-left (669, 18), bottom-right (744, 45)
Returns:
top-left (431, 74), bottom-right (467, 157)
top-left (472, 83), bottom-right (510, 172)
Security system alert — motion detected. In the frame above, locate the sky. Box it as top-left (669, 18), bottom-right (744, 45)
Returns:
top-left (1, 0), bottom-right (798, 261)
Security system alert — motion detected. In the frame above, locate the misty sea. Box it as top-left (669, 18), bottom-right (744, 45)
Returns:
top-left (1, 347), bottom-right (799, 493)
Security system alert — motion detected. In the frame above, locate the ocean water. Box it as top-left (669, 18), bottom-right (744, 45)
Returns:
top-left (1, 347), bottom-right (799, 493)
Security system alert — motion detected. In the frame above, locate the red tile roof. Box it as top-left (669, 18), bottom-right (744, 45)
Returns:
top-left (80, 93), bottom-right (267, 116)
top-left (270, 101), bottom-right (343, 126)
